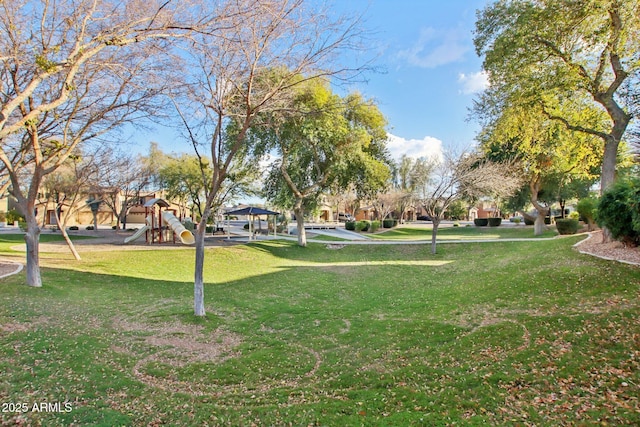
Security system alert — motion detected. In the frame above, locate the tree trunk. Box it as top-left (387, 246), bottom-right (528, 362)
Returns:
top-left (529, 175), bottom-right (549, 236)
top-left (430, 219), bottom-right (440, 255)
top-left (533, 213), bottom-right (546, 236)
top-left (193, 218), bottom-right (207, 317)
top-left (600, 137), bottom-right (620, 242)
top-left (55, 210), bottom-right (81, 261)
top-left (294, 202), bottom-right (307, 247)
top-left (24, 214), bottom-right (42, 287)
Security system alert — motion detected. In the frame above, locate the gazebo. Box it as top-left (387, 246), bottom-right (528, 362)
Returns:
top-left (225, 206), bottom-right (280, 239)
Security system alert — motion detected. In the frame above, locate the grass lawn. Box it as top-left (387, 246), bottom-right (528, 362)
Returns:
top-left (0, 233), bottom-right (639, 425)
top-left (369, 225), bottom-right (558, 240)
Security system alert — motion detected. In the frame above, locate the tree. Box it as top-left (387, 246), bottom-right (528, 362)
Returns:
top-left (93, 149), bottom-right (154, 230)
top-left (261, 80), bottom-right (389, 246)
top-left (41, 152), bottom-right (101, 260)
top-left (390, 155), bottom-right (435, 222)
top-left (173, 0), bottom-right (373, 316)
top-left (158, 151), bottom-right (260, 220)
top-left (418, 152), bottom-right (520, 254)
top-left (475, 97), bottom-right (603, 235)
top-left (0, 0), bottom-right (211, 287)
top-left (474, 0), bottom-right (639, 193)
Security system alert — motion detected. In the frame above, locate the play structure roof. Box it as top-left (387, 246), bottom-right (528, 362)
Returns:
top-left (226, 206), bottom-right (279, 216)
top-left (143, 198), bottom-right (170, 208)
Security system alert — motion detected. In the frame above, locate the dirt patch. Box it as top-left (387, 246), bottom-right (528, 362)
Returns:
top-left (0, 261), bottom-right (22, 277)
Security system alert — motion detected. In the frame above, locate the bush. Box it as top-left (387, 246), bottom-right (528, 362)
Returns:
top-left (86, 225), bottom-right (94, 230)
top-left (0, 211), bottom-right (5, 222)
top-left (68, 226), bottom-right (79, 231)
top-left (6, 209), bottom-right (24, 224)
top-left (474, 218), bottom-right (488, 226)
top-left (345, 221), bottom-right (356, 231)
top-left (577, 197), bottom-right (598, 226)
top-left (370, 220), bottom-right (380, 233)
top-left (382, 218), bottom-right (396, 228)
top-left (488, 217), bottom-right (502, 227)
top-left (555, 218), bottom-right (579, 235)
top-left (355, 220), bottom-right (370, 232)
top-left (596, 179), bottom-right (640, 246)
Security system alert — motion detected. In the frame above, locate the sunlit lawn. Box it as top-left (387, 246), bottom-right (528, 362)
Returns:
top-left (370, 224), bottom-right (558, 240)
top-left (0, 233), bottom-right (638, 425)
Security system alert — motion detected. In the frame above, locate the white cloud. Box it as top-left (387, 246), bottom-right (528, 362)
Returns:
top-left (397, 27), bottom-right (469, 69)
top-left (386, 133), bottom-right (443, 162)
top-left (458, 71), bottom-right (489, 94)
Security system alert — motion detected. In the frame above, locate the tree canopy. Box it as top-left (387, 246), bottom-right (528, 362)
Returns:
top-left (259, 78), bottom-right (390, 246)
top-left (474, 0), bottom-right (639, 192)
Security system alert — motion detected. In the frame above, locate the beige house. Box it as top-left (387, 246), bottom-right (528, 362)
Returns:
top-left (35, 189), bottom-right (186, 228)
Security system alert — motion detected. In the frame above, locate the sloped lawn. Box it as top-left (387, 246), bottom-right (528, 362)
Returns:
top-left (0, 235), bottom-right (638, 425)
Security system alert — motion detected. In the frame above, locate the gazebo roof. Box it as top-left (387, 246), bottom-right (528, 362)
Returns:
top-left (226, 206), bottom-right (279, 216)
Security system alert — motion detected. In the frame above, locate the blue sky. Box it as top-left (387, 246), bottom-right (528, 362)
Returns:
top-left (130, 0), bottom-right (490, 161)
top-left (341, 0), bottom-right (490, 160)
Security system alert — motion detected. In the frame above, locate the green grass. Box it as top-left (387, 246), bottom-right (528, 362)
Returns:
top-left (0, 233), bottom-right (639, 425)
top-left (370, 225), bottom-right (558, 240)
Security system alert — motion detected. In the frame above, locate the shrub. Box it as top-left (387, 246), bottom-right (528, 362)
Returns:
top-left (555, 218), bottom-right (579, 235)
top-left (488, 217), bottom-right (502, 227)
top-left (355, 220), bottom-right (370, 232)
top-left (382, 218), bottom-right (395, 228)
top-left (474, 218), bottom-right (488, 226)
top-left (345, 221), bottom-right (356, 231)
top-left (576, 197), bottom-right (598, 227)
top-left (86, 225), bottom-right (94, 230)
top-left (6, 209), bottom-right (24, 224)
top-left (69, 226), bottom-right (79, 231)
top-left (0, 211), bottom-right (5, 222)
top-left (524, 217), bottom-right (535, 226)
top-left (596, 179), bottom-right (639, 246)
top-left (453, 222), bottom-right (460, 227)
top-left (370, 220), bottom-right (381, 233)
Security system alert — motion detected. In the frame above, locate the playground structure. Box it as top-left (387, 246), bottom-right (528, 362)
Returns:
top-left (123, 198), bottom-right (194, 245)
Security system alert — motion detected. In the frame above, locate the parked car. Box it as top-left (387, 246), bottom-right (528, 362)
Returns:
top-left (338, 213), bottom-right (354, 222)
top-left (417, 215), bottom-right (432, 221)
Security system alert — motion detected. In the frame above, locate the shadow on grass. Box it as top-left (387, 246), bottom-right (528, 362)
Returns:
top-left (1, 235), bottom-right (638, 425)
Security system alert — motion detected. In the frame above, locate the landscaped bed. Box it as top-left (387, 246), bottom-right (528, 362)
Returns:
top-left (0, 233), bottom-right (638, 425)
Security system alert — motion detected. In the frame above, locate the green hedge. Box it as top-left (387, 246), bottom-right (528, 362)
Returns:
top-left (355, 220), bottom-right (370, 232)
top-left (555, 218), bottom-right (579, 235)
top-left (345, 221), bottom-right (356, 231)
top-left (474, 218), bottom-right (488, 226)
top-left (596, 178), bottom-right (640, 245)
top-left (488, 217), bottom-right (502, 227)
top-left (370, 220), bottom-right (381, 233)
top-left (382, 218), bottom-right (397, 228)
